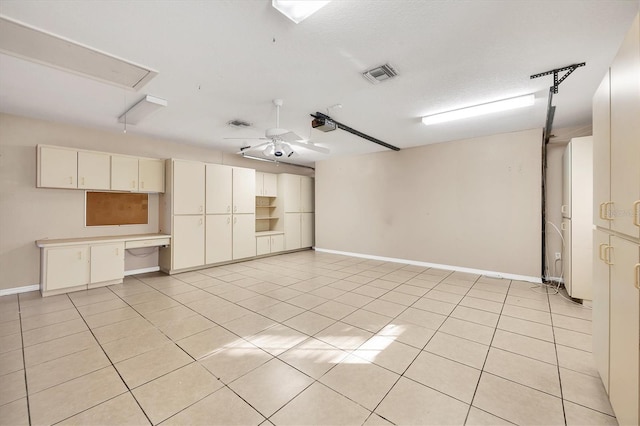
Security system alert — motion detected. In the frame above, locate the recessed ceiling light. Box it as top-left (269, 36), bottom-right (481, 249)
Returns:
top-left (421, 94), bottom-right (535, 126)
top-left (272, 0), bottom-right (331, 24)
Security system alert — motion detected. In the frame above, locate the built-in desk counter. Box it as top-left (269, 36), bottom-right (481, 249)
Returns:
top-left (36, 233), bottom-right (170, 297)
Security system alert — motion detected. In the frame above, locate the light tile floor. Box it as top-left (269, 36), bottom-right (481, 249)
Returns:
top-left (0, 250), bottom-right (617, 425)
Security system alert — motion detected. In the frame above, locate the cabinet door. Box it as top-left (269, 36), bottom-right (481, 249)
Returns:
top-left (78, 151), bottom-right (110, 190)
top-left (284, 213), bottom-right (301, 250)
top-left (90, 243), bottom-right (124, 283)
top-left (562, 219), bottom-right (573, 296)
top-left (206, 214), bottom-right (232, 264)
top-left (173, 215), bottom-right (205, 270)
top-left (608, 236), bottom-right (639, 426)
top-left (206, 164), bottom-right (232, 214)
top-left (174, 160), bottom-right (205, 215)
top-left (301, 213), bottom-right (314, 248)
top-left (232, 167), bottom-right (256, 214)
top-left (281, 174), bottom-right (301, 212)
top-left (593, 71), bottom-right (612, 229)
top-left (45, 246), bottom-right (90, 290)
top-left (232, 214), bottom-right (256, 259)
top-left (256, 235), bottom-right (271, 256)
top-left (38, 146), bottom-right (77, 189)
top-left (592, 229), bottom-right (610, 392)
top-left (610, 16), bottom-right (640, 239)
top-left (301, 176), bottom-right (314, 213)
top-left (255, 172), bottom-right (265, 196)
top-left (139, 158), bottom-right (165, 193)
top-left (111, 155), bottom-right (139, 191)
top-left (562, 144), bottom-right (571, 218)
top-left (263, 173), bottom-right (278, 197)
top-left (270, 234), bottom-right (284, 253)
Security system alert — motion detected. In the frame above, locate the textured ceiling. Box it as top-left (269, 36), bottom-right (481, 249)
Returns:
top-left (0, 0), bottom-right (638, 165)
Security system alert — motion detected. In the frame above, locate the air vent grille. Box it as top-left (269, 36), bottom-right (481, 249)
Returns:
top-left (362, 63), bottom-right (398, 84)
top-left (227, 119), bottom-right (252, 128)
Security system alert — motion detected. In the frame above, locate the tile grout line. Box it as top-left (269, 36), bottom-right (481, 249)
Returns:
top-left (547, 286), bottom-right (568, 426)
top-left (16, 292), bottom-right (32, 426)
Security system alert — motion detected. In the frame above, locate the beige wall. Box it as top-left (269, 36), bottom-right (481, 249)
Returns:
top-left (545, 142), bottom-right (569, 279)
top-left (0, 113), bottom-right (312, 291)
top-left (315, 128), bottom-right (543, 278)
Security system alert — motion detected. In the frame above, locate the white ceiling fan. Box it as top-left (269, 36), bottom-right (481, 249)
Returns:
top-left (233, 99), bottom-right (329, 159)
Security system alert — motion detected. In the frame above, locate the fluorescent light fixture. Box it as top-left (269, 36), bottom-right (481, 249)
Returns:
top-left (118, 95), bottom-right (167, 125)
top-left (421, 94), bottom-right (535, 126)
top-left (272, 0), bottom-right (330, 24)
top-left (0, 16), bottom-right (157, 90)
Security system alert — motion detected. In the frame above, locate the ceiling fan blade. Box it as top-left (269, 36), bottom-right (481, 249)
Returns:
top-left (289, 140), bottom-right (330, 154)
top-left (225, 137), bottom-right (269, 140)
top-left (235, 141), bottom-right (271, 154)
top-left (277, 131), bottom-right (304, 143)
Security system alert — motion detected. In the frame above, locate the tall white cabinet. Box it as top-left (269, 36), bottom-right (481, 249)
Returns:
top-left (277, 174), bottom-right (314, 250)
top-left (592, 14), bottom-right (640, 426)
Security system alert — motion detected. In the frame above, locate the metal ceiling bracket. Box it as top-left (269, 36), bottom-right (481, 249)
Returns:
top-left (310, 112), bottom-right (400, 151)
top-left (530, 62), bottom-right (586, 94)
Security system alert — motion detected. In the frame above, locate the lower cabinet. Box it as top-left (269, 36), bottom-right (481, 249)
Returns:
top-left (592, 229), bottom-right (610, 393)
top-left (233, 214), bottom-right (256, 260)
top-left (173, 215), bottom-right (205, 270)
top-left (41, 242), bottom-right (125, 296)
top-left (284, 212), bottom-right (314, 250)
top-left (206, 215), bottom-right (232, 264)
top-left (256, 234), bottom-right (284, 256)
top-left (90, 243), bottom-right (125, 284)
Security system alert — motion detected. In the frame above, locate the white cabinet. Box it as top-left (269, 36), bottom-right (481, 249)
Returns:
top-left (301, 213), bottom-right (314, 248)
top-left (139, 158), bottom-right (165, 193)
top-left (206, 164), bottom-right (232, 214)
top-left (592, 229), bottom-right (610, 393)
top-left (301, 176), bottom-right (314, 212)
top-left (256, 172), bottom-right (278, 197)
top-left (206, 215), bottom-right (232, 264)
top-left (43, 246), bottom-right (90, 291)
top-left (233, 167), bottom-right (256, 214)
top-left (173, 160), bottom-right (205, 215)
top-left (173, 215), bottom-right (205, 270)
top-left (90, 243), bottom-right (124, 284)
top-left (284, 213), bottom-right (302, 250)
top-left (233, 214), bottom-right (256, 259)
top-left (78, 151), bottom-right (110, 190)
top-left (280, 174), bottom-right (302, 212)
top-left (111, 155), bottom-right (139, 191)
top-left (593, 72), bottom-right (611, 230)
top-left (257, 233), bottom-right (284, 256)
top-left (37, 146), bottom-right (77, 189)
top-left (278, 174), bottom-right (314, 251)
top-left (608, 236), bottom-right (639, 426)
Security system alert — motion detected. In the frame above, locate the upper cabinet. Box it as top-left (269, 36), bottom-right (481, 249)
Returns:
top-left (78, 151), bottom-right (110, 190)
top-left (233, 167), bottom-right (256, 214)
top-left (256, 172), bottom-right (278, 197)
top-left (111, 155), bottom-right (139, 191)
top-left (206, 164), bottom-right (233, 214)
top-left (37, 145), bottom-right (77, 189)
top-left (173, 159), bottom-right (205, 215)
top-left (279, 173), bottom-right (314, 213)
top-left (36, 145), bottom-right (165, 193)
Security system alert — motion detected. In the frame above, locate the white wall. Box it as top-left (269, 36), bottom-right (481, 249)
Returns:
top-left (315, 128), bottom-right (543, 278)
top-left (0, 113), bottom-right (312, 291)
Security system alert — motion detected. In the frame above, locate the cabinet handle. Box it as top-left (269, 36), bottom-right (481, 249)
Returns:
top-left (599, 203), bottom-right (605, 220)
top-left (561, 222), bottom-right (567, 231)
top-left (604, 202), bottom-right (614, 221)
top-left (561, 205), bottom-right (567, 214)
top-left (635, 264), bottom-right (640, 290)
top-left (69, 176), bottom-right (73, 185)
top-left (604, 245), bottom-right (613, 266)
top-left (234, 205), bottom-right (237, 213)
top-left (599, 243), bottom-right (607, 261)
top-left (633, 200), bottom-right (640, 227)
top-left (199, 218), bottom-right (203, 225)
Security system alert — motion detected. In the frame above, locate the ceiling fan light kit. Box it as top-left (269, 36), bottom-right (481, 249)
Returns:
top-left (272, 0), bottom-right (331, 24)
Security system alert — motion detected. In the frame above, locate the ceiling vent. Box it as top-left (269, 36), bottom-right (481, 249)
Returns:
top-left (0, 16), bottom-right (157, 90)
top-left (227, 119), bottom-right (252, 128)
top-left (362, 63), bottom-right (398, 84)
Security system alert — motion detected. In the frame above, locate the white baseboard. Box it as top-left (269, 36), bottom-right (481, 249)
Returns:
top-left (0, 284), bottom-right (40, 297)
top-left (124, 266), bottom-right (160, 276)
top-left (314, 248), bottom-right (542, 284)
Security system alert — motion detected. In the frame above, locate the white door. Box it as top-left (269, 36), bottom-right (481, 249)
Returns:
top-left (263, 173), bottom-right (278, 197)
top-left (206, 214), bottom-right (232, 264)
top-left (139, 159), bottom-right (165, 193)
top-left (78, 151), bottom-right (110, 190)
top-left (111, 155), bottom-right (139, 191)
top-left (256, 235), bottom-right (271, 256)
top-left (608, 236), bottom-right (639, 426)
top-left (173, 160), bottom-right (205, 215)
top-left (206, 163), bottom-right (232, 214)
top-left (232, 167), bottom-right (256, 214)
top-left (301, 176), bottom-right (314, 213)
top-left (561, 218), bottom-right (572, 296)
top-left (38, 146), bottom-right (77, 189)
top-left (173, 215), bottom-right (205, 270)
top-left (45, 246), bottom-right (90, 290)
top-left (301, 213), bottom-right (314, 248)
top-left (284, 213), bottom-right (301, 250)
top-left (593, 72), bottom-right (611, 229)
top-left (232, 214), bottom-right (256, 259)
top-left (592, 229), bottom-right (611, 392)
top-left (90, 243), bottom-right (124, 283)
top-left (610, 16), bottom-right (640, 240)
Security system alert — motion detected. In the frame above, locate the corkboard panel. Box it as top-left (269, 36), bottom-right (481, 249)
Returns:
top-left (86, 192), bottom-right (148, 226)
